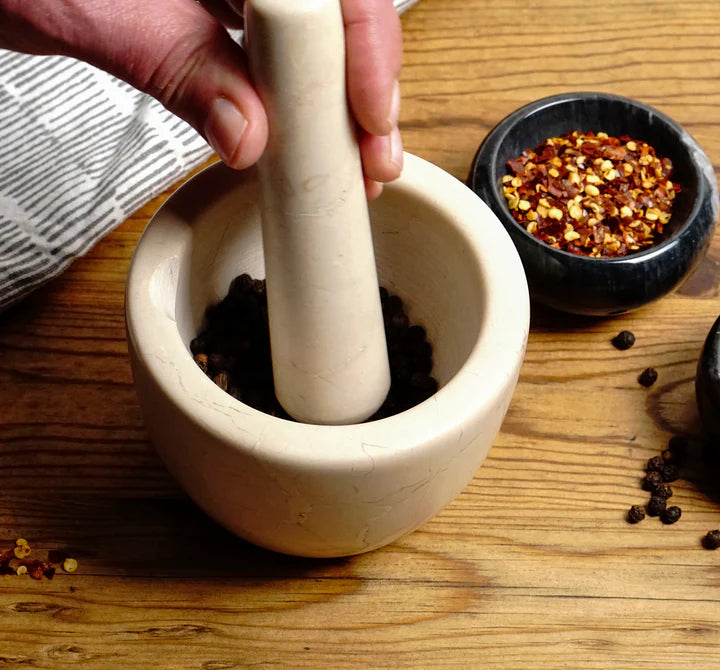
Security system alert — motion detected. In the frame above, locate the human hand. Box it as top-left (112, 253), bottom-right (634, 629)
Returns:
top-left (0, 0), bottom-right (403, 199)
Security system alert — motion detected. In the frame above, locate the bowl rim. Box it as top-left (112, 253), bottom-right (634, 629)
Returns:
top-left (125, 153), bottom-right (530, 469)
top-left (469, 90), bottom-right (710, 265)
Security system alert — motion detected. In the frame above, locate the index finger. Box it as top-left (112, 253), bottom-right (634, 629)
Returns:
top-left (342, 0), bottom-right (403, 137)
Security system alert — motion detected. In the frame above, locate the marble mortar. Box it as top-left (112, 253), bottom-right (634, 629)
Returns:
top-left (125, 154), bottom-right (530, 557)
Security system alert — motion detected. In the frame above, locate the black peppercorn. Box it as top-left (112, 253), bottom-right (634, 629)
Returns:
top-left (646, 496), bottom-right (666, 517)
top-left (193, 353), bottom-right (208, 374)
top-left (653, 483), bottom-right (673, 500)
top-left (660, 505), bottom-right (681, 525)
top-left (213, 371), bottom-right (230, 393)
top-left (390, 311), bottom-right (410, 332)
top-left (662, 464), bottom-right (679, 482)
top-left (408, 338), bottom-right (432, 361)
top-left (390, 353), bottom-right (412, 385)
top-left (228, 273), bottom-right (254, 300)
top-left (194, 276), bottom-right (438, 422)
top-left (646, 455), bottom-right (664, 473)
top-left (409, 372), bottom-right (438, 404)
top-left (702, 530), bottom-right (720, 550)
top-left (384, 294), bottom-right (403, 315)
top-left (668, 435), bottom-right (689, 455)
top-left (638, 367), bottom-right (658, 387)
top-left (612, 330), bottom-right (635, 350)
top-left (413, 353), bottom-right (433, 376)
top-left (407, 324), bottom-right (426, 343)
top-left (207, 352), bottom-right (228, 372)
top-left (251, 278), bottom-right (266, 295)
top-left (642, 471), bottom-right (663, 492)
top-left (627, 505), bottom-right (645, 524)
top-left (190, 335), bottom-right (207, 356)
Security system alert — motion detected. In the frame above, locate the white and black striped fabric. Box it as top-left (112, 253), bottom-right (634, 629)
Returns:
top-left (395, 0), bottom-right (421, 13)
top-left (0, 51), bottom-right (213, 312)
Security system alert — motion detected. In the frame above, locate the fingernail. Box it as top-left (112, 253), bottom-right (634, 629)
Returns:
top-left (365, 178), bottom-right (383, 201)
top-left (386, 80), bottom-right (401, 130)
top-left (389, 125), bottom-right (403, 172)
top-left (205, 97), bottom-right (248, 165)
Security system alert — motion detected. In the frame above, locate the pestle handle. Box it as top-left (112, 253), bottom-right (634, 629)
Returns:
top-left (245, 0), bottom-right (391, 424)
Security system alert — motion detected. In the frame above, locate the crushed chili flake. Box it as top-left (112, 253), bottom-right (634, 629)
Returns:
top-left (62, 557), bottom-right (78, 573)
top-left (503, 131), bottom-right (680, 257)
top-left (0, 539), bottom-right (76, 580)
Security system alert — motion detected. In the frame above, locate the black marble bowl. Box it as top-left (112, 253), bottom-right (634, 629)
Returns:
top-left (468, 92), bottom-right (718, 316)
top-left (696, 315), bottom-right (720, 441)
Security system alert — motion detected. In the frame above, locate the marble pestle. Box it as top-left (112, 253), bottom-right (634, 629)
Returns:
top-left (244, 0), bottom-right (391, 425)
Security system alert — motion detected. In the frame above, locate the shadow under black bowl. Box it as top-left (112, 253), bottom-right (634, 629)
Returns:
top-left (468, 92), bottom-right (718, 316)
top-left (697, 315), bottom-right (720, 441)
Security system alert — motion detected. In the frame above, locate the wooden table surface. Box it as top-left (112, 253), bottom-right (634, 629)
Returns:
top-left (2, 0), bottom-right (720, 667)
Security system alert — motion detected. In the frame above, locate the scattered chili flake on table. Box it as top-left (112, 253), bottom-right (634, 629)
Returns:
top-left (62, 557), bottom-right (79, 573)
top-left (503, 131), bottom-right (680, 257)
top-left (0, 539), bottom-right (76, 580)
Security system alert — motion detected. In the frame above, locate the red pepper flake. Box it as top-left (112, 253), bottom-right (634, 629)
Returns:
top-left (503, 131), bottom-right (681, 257)
top-left (0, 539), bottom-right (76, 580)
top-left (20, 559), bottom-right (55, 581)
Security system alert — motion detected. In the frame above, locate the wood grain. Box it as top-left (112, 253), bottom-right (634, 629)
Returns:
top-left (1, 0), bottom-right (720, 667)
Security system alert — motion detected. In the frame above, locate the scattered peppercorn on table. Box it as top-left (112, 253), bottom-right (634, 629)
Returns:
top-left (1, 1), bottom-right (719, 667)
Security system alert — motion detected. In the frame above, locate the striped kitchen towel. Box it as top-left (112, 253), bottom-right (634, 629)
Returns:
top-left (0, 51), bottom-right (214, 312)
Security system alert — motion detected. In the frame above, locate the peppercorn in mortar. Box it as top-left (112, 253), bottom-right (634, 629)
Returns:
top-left (503, 131), bottom-right (681, 257)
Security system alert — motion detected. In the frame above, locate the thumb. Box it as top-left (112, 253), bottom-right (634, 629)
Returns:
top-left (144, 24), bottom-right (269, 170)
top-left (116, 3), bottom-right (268, 169)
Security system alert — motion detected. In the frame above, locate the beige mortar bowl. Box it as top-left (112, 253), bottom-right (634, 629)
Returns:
top-left (125, 153), bottom-right (529, 557)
